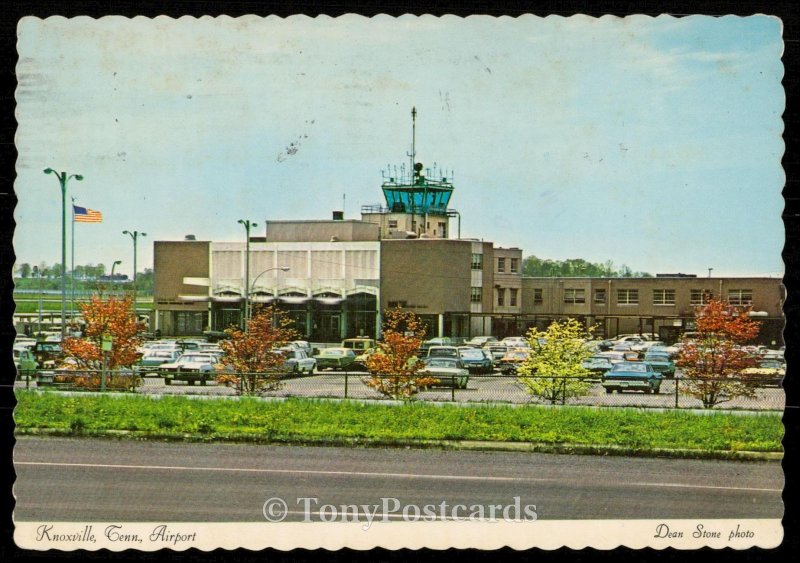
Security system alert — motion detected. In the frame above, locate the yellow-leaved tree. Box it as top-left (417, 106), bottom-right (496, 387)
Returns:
top-left (517, 318), bottom-right (593, 404)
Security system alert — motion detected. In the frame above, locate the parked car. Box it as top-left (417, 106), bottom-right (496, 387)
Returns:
top-left (425, 345), bottom-right (460, 359)
top-left (464, 336), bottom-right (498, 348)
top-left (501, 336), bottom-right (529, 349)
top-left (602, 362), bottom-right (663, 394)
top-left (596, 339), bottom-right (615, 352)
top-left (742, 359), bottom-right (785, 387)
top-left (458, 346), bottom-right (494, 374)
top-left (497, 348), bottom-right (530, 375)
top-left (137, 349), bottom-right (182, 375)
top-left (643, 352), bottom-right (676, 378)
top-left (278, 347), bottom-right (316, 375)
top-left (581, 355), bottom-right (614, 378)
top-left (313, 347), bottom-right (357, 371)
top-left (419, 357), bottom-right (470, 389)
top-left (648, 345), bottom-right (679, 359)
top-left (342, 337), bottom-right (377, 353)
top-left (483, 343), bottom-right (508, 365)
top-left (419, 337), bottom-right (456, 356)
top-left (14, 346), bottom-right (38, 375)
top-left (31, 341), bottom-right (62, 368)
top-left (160, 353), bottom-right (220, 385)
top-left (596, 351), bottom-right (627, 365)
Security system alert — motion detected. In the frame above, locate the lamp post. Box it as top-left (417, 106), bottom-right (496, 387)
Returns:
top-left (248, 266), bottom-right (290, 323)
top-left (238, 219), bottom-right (258, 328)
top-left (43, 168), bottom-right (83, 339)
top-left (122, 230), bottom-right (146, 313)
top-left (32, 266), bottom-right (43, 336)
top-left (110, 260), bottom-right (122, 296)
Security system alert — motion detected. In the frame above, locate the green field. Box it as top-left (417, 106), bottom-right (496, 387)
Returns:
top-left (14, 392), bottom-right (783, 455)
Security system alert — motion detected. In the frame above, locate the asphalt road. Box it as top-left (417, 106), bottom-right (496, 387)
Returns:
top-left (14, 437), bottom-right (784, 522)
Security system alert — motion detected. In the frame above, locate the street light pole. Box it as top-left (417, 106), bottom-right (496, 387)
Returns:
top-left (238, 219), bottom-right (257, 328)
top-left (248, 266), bottom-right (290, 323)
top-left (43, 168), bottom-right (83, 339)
top-left (111, 260), bottom-right (122, 296)
top-left (32, 266), bottom-right (43, 336)
top-left (123, 230), bottom-right (147, 313)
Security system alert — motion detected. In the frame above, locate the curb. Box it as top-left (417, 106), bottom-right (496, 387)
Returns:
top-left (14, 428), bottom-right (783, 462)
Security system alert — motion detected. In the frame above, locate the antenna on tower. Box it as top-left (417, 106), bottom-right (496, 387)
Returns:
top-left (406, 106), bottom-right (417, 184)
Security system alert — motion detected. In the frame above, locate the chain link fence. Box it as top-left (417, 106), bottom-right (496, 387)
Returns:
top-left (16, 368), bottom-right (785, 411)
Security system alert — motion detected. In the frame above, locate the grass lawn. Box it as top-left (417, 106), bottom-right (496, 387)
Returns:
top-left (13, 392), bottom-right (783, 454)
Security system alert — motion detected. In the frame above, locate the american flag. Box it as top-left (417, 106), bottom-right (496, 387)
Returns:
top-left (73, 205), bottom-right (103, 223)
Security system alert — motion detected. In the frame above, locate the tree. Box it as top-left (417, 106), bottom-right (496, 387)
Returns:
top-left (517, 318), bottom-right (593, 404)
top-left (16, 263), bottom-right (32, 278)
top-left (216, 306), bottom-right (300, 394)
top-left (60, 295), bottom-right (147, 389)
top-left (365, 308), bottom-right (437, 400)
top-left (676, 298), bottom-right (761, 408)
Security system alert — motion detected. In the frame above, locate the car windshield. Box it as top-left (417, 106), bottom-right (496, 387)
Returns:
top-left (459, 349), bottom-right (483, 359)
top-left (180, 355), bottom-right (213, 363)
top-left (146, 352), bottom-right (175, 359)
top-left (427, 358), bottom-right (457, 368)
top-left (645, 354), bottom-right (670, 362)
top-left (611, 362), bottom-right (647, 373)
top-left (759, 361), bottom-right (783, 368)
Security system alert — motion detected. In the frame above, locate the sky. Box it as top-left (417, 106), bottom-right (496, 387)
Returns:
top-left (14, 14), bottom-right (785, 279)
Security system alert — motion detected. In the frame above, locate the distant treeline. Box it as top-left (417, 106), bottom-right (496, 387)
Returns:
top-left (523, 255), bottom-right (652, 278)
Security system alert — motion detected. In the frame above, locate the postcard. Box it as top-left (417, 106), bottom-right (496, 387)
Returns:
top-left (12, 14), bottom-right (785, 551)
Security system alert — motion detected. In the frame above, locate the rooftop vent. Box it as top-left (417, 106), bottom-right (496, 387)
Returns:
top-left (184, 234), bottom-right (196, 241)
top-left (332, 211), bottom-right (344, 221)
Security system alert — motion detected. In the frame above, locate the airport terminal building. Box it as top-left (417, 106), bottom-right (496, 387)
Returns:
top-left (152, 144), bottom-right (784, 344)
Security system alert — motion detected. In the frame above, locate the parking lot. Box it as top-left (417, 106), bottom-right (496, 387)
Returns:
top-left (118, 369), bottom-right (786, 411)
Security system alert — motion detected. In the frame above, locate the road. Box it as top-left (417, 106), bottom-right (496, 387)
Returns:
top-left (14, 437), bottom-right (783, 522)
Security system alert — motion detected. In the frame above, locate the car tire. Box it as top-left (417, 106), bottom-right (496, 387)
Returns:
top-left (605, 388), bottom-right (613, 394)
top-left (164, 378), bottom-right (171, 385)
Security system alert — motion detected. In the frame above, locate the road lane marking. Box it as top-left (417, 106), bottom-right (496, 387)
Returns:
top-left (14, 461), bottom-right (782, 492)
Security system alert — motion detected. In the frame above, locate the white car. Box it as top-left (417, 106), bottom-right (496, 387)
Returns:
top-left (160, 353), bottom-right (219, 385)
top-left (279, 348), bottom-right (316, 374)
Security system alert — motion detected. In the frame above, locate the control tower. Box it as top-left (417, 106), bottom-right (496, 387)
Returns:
top-left (361, 107), bottom-right (460, 239)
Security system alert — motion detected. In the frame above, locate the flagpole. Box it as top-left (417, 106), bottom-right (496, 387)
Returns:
top-left (71, 197), bottom-right (76, 323)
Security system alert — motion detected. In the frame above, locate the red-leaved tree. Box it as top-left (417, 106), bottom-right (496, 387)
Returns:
top-left (676, 298), bottom-right (761, 408)
top-left (61, 294), bottom-right (146, 370)
top-left (365, 308), bottom-right (437, 400)
top-left (216, 306), bottom-right (299, 394)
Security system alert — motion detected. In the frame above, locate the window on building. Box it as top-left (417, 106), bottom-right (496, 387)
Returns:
top-left (497, 257), bottom-right (506, 273)
top-left (510, 258), bottom-right (519, 274)
top-left (438, 222), bottom-right (447, 236)
top-left (594, 289), bottom-right (606, 304)
top-left (497, 288), bottom-right (505, 306)
top-left (471, 253), bottom-right (483, 270)
top-left (510, 288), bottom-right (518, 306)
top-left (564, 288), bottom-right (586, 304)
top-left (388, 300), bottom-right (408, 308)
top-left (470, 287), bottom-right (482, 303)
top-left (690, 289), bottom-right (714, 305)
top-left (728, 289), bottom-right (753, 306)
top-left (653, 289), bottom-right (676, 306)
top-left (388, 220), bottom-right (398, 229)
top-left (533, 288), bottom-right (543, 305)
top-left (617, 289), bottom-right (639, 305)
